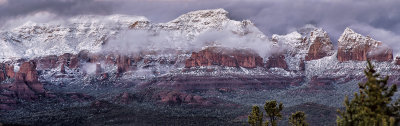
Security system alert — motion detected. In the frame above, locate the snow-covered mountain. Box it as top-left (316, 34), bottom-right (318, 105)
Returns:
top-left (0, 8), bottom-right (399, 83)
top-left (0, 8), bottom-right (400, 112)
top-left (0, 15), bottom-right (149, 61)
top-left (0, 9), bottom-right (272, 62)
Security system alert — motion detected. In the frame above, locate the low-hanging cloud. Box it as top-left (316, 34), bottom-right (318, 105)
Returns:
top-left (1, 0), bottom-right (400, 55)
top-left (0, 0), bottom-right (112, 25)
top-left (103, 30), bottom-right (190, 55)
top-left (103, 28), bottom-right (275, 58)
top-left (1, 11), bottom-right (64, 30)
top-left (193, 29), bottom-right (274, 57)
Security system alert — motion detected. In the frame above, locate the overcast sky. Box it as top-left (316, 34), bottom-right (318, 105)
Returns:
top-left (0, 0), bottom-right (399, 49)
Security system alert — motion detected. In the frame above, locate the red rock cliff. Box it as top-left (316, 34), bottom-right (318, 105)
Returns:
top-left (5, 61), bottom-right (45, 101)
top-left (265, 54), bottom-right (288, 70)
top-left (337, 28), bottom-right (393, 62)
top-left (185, 47), bottom-right (263, 68)
top-left (305, 29), bottom-right (334, 61)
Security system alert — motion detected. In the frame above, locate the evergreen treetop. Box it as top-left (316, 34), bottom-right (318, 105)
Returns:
top-left (337, 61), bottom-right (399, 126)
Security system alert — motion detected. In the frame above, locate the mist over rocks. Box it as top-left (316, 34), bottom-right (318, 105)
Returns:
top-left (102, 8), bottom-right (275, 59)
top-left (0, 14), bottom-right (148, 62)
top-left (185, 47), bottom-right (264, 68)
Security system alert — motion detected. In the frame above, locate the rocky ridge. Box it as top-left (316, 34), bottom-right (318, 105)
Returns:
top-left (337, 28), bottom-right (393, 62)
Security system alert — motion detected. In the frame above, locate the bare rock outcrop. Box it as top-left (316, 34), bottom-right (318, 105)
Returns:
top-left (305, 29), bottom-right (334, 61)
top-left (5, 64), bottom-right (15, 78)
top-left (116, 55), bottom-right (132, 73)
top-left (36, 53), bottom-right (80, 70)
top-left (265, 54), bottom-right (288, 70)
top-left (153, 91), bottom-right (210, 106)
top-left (114, 92), bottom-right (138, 104)
top-left (337, 28), bottom-right (393, 62)
top-left (1, 61), bottom-right (44, 101)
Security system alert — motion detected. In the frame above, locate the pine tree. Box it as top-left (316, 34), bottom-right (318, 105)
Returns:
top-left (264, 120), bottom-right (270, 126)
top-left (337, 61), bottom-right (400, 126)
top-left (289, 111), bottom-right (308, 126)
top-left (249, 105), bottom-right (263, 126)
top-left (264, 100), bottom-right (283, 126)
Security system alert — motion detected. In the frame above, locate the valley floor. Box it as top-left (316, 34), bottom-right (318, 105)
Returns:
top-left (0, 81), bottom-right (364, 126)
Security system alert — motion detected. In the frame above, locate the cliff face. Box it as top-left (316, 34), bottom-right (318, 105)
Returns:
top-left (0, 63), bottom-right (16, 83)
top-left (305, 29), bottom-right (334, 61)
top-left (0, 64), bottom-right (5, 82)
top-left (185, 47), bottom-right (264, 68)
top-left (337, 28), bottom-right (393, 62)
top-left (7, 61), bottom-right (44, 100)
top-left (0, 61), bottom-right (43, 110)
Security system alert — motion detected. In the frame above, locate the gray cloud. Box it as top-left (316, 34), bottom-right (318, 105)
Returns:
top-left (0, 0), bottom-right (113, 22)
top-left (1, 0), bottom-right (400, 55)
top-left (0, 0), bottom-right (7, 5)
